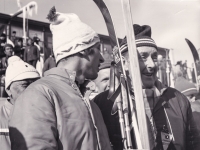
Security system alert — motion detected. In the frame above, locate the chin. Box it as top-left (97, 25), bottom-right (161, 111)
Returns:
top-left (143, 81), bottom-right (155, 89)
top-left (87, 73), bottom-right (98, 80)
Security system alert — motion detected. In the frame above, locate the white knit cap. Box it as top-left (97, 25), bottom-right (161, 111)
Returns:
top-left (49, 12), bottom-right (100, 64)
top-left (5, 56), bottom-right (40, 90)
top-left (7, 55), bottom-right (22, 65)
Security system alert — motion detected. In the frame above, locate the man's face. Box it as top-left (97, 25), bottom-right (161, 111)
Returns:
top-left (125, 46), bottom-right (158, 89)
top-left (93, 68), bottom-right (110, 93)
top-left (17, 41), bottom-right (22, 46)
top-left (83, 43), bottom-right (104, 80)
top-left (4, 46), bottom-right (13, 57)
top-left (28, 39), bottom-right (32, 45)
top-left (9, 78), bottom-right (38, 101)
top-left (0, 36), bottom-right (5, 40)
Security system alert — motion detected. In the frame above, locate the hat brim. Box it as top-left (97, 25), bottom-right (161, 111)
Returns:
top-left (5, 72), bottom-right (40, 89)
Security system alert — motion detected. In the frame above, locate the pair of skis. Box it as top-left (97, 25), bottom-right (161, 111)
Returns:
top-left (93, 0), bottom-right (150, 149)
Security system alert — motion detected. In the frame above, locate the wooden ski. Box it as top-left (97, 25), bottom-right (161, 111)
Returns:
top-left (120, 0), bottom-right (151, 149)
top-left (185, 38), bottom-right (199, 90)
top-left (93, 0), bottom-right (150, 149)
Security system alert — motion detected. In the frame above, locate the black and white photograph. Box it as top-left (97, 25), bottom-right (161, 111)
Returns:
top-left (0, 0), bottom-right (200, 150)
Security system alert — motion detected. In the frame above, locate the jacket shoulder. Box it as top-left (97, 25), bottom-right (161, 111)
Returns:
top-left (163, 87), bottom-right (190, 109)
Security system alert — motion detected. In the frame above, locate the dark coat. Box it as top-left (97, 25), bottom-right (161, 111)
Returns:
top-left (191, 100), bottom-right (200, 134)
top-left (23, 45), bottom-right (39, 62)
top-left (0, 56), bottom-right (8, 75)
top-left (93, 87), bottom-right (200, 150)
top-left (43, 56), bottom-right (56, 74)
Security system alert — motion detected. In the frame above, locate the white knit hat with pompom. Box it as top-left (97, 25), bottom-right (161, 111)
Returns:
top-left (5, 56), bottom-right (40, 90)
top-left (47, 7), bottom-right (100, 64)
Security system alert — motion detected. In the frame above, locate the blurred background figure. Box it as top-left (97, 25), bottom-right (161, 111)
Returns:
top-left (0, 55), bottom-right (40, 150)
top-left (0, 33), bottom-right (6, 57)
top-left (14, 38), bottom-right (25, 59)
top-left (0, 40), bottom-right (15, 97)
top-left (42, 50), bottom-right (56, 76)
top-left (24, 38), bottom-right (40, 68)
top-left (5, 56), bottom-right (40, 101)
top-left (10, 31), bottom-right (17, 45)
top-left (33, 34), bottom-right (44, 76)
top-left (93, 52), bottom-right (112, 93)
top-left (81, 52), bottom-right (112, 101)
top-left (174, 74), bottom-right (198, 102)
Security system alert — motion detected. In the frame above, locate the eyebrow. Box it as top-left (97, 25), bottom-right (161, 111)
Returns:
top-left (100, 77), bottom-right (109, 82)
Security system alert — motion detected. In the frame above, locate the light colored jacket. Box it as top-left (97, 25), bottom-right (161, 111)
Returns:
top-left (0, 98), bottom-right (13, 150)
top-left (9, 68), bottom-right (111, 150)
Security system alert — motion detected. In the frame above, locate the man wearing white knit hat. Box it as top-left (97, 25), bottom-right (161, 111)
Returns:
top-left (5, 56), bottom-right (40, 101)
top-left (9, 7), bottom-right (111, 150)
top-left (0, 55), bottom-right (40, 150)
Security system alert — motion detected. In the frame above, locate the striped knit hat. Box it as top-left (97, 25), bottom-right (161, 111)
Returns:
top-left (120, 24), bottom-right (157, 53)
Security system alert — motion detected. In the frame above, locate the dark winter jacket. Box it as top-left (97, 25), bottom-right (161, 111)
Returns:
top-left (43, 55), bottom-right (56, 74)
top-left (94, 87), bottom-right (200, 150)
top-left (23, 45), bottom-right (39, 62)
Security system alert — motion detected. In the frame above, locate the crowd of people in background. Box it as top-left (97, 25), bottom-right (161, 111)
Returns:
top-left (1, 7), bottom-right (200, 150)
top-left (0, 31), bottom-right (56, 97)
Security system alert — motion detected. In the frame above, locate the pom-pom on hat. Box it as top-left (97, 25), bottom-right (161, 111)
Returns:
top-left (5, 56), bottom-right (40, 90)
top-left (120, 24), bottom-right (157, 54)
top-left (47, 6), bottom-right (100, 64)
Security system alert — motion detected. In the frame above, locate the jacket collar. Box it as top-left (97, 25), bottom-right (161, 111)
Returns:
top-left (44, 67), bottom-right (76, 82)
top-left (152, 80), bottom-right (170, 114)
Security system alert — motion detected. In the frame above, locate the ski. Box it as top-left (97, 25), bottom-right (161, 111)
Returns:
top-left (185, 38), bottom-right (200, 89)
top-left (93, 0), bottom-right (149, 149)
top-left (120, 0), bottom-right (151, 149)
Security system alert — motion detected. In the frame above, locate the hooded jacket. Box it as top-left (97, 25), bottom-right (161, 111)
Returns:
top-left (9, 68), bottom-right (111, 150)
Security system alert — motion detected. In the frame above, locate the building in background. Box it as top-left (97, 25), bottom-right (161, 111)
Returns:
top-left (0, 13), bottom-right (116, 62)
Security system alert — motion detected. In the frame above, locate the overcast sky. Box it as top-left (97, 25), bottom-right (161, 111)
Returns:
top-left (0, 0), bottom-right (200, 67)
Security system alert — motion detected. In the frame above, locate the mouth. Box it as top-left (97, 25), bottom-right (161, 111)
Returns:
top-left (143, 73), bottom-right (153, 77)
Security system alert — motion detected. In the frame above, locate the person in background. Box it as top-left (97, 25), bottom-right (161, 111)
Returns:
top-left (0, 55), bottom-right (40, 150)
top-left (173, 64), bottom-right (200, 136)
top-left (0, 33), bottom-right (6, 57)
top-left (10, 31), bottom-right (17, 45)
top-left (9, 9), bottom-right (111, 150)
top-left (14, 38), bottom-right (24, 59)
top-left (23, 38), bottom-right (40, 68)
top-left (0, 41), bottom-right (15, 97)
top-left (81, 52), bottom-right (112, 101)
top-left (174, 67), bottom-right (198, 102)
top-left (42, 51), bottom-right (56, 75)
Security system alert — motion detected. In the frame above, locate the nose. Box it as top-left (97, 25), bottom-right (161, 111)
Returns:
top-left (146, 57), bottom-right (155, 71)
top-left (99, 53), bottom-right (104, 63)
